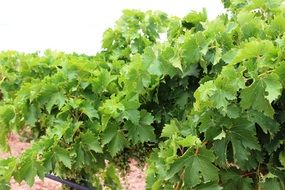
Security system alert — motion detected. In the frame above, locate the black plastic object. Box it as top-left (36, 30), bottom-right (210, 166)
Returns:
top-left (45, 174), bottom-right (94, 190)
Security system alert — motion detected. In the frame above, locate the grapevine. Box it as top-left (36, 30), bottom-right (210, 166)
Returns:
top-left (0, 0), bottom-right (285, 189)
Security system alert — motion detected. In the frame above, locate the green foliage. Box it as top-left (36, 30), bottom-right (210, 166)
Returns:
top-left (1, 0), bottom-right (285, 189)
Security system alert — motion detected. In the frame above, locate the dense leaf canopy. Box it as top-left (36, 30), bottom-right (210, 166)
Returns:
top-left (1, 0), bottom-right (285, 189)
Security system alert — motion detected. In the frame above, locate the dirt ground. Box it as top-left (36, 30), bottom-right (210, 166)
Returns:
top-left (0, 134), bottom-right (146, 190)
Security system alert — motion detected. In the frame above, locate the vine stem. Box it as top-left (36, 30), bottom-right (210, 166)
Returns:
top-left (241, 171), bottom-right (256, 177)
top-left (195, 141), bottom-right (208, 155)
top-left (174, 170), bottom-right (185, 190)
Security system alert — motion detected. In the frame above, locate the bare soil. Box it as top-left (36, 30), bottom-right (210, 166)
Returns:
top-left (0, 134), bottom-right (146, 190)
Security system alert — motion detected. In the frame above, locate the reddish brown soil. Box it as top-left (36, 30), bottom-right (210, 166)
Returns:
top-left (0, 134), bottom-right (146, 190)
top-left (121, 159), bottom-right (146, 190)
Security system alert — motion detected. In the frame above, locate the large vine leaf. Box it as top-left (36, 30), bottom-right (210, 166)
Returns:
top-left (240, 79), bottom-right (275, 118)
top-left (167, 147), bottom-right (219, 188)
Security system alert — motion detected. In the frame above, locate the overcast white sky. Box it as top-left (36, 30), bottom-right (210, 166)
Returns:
top-left (0, 0), bottom-right (224, 55)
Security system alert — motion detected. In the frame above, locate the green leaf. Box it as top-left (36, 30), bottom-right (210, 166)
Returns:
top-left (28, 83), bottom-right (42, 103)
top-left (108, 131), bottom-right (128, 157)
top-left (258, 178), bottom-right (284, 190)
top-left (175, 92), bottom-right (190, 108)
top-left (151, 180), bottom-right (162, 190)
top-left (15, 159), bottom-right (37, 186)
top-left (229, 40), bottom-right (276, 64)
top-left (24, 103), bottom-right (39, 126)
top-left (92, 69), bottom-right (117, 93)
top-left (263, 73), bottom-right (282, 103)
top-left (213, 47), bottom-right (222, 65)
top-left (99, 95), bottom-right (124, 119)
top-left (240, 79), bottom-right (274, 118)
top-left (0, 181), bottom-right (9, 190)
top-left (194, 182), bottom-right (223, 190)
top-left (194, 81), bottom-right (216, 111)
top-left (213, 139), bottom-right (228, 167)
top-left (161, 120), bottom-right (179, 138)
top-left (143, 47), bottom-right (162, 76)
top-left (0, 158), bottom-right (17, 182)
top-left (211, 65), bottom-right (245, 110)
top-left (0, 105), bottom-right (15, 150)
top-left (54, 146), bottom-right (72, 169)
top-left (124, 109), bottom-right (140, 125)
top-left (102, 124), bottom-right (117, 145)
top-left (167, 148), bottom-right (219, 187)
top-left (228, 119), bottom-right (260, 166)
top-left (0, 105), bottom-right (15, 125)
top-left (211, 89), bottom-right (233, 109)
top-left (125, 110), bottom-right (156, 143)
top-left (46, 92), bottom-right (66, 113)
top-left (279, 151), bottom-right (285, 167)
top-left (140, 110), bottom-right (154, 126)
top-left (220, 170), bottom-right (253, 190)
top-left (81, 131), bottom-right (103, 153)
top-left (213, 118), bottom-right (260, 168)
top-left (188, 148), bottom-right (219, 185)
top-left (34, 162), bottom-right (46, 180)
top-left (225, 104), bottom-right (241, 119)
top-left (171, 56), bottom-right (183, 72)
top-left (248, 110), bottom-right (279, 134)
top-left (183, 9), bottom-right (207, 26)
top-left (104, 164), bottom-right (122, 189)
top-left (166, 150), bottom-right (189, 179)
top-left (213, 130), bottom-right (226, 140)
top-left (275, 62), bottom-right (285, 86)
top-left (177, 135), bottom-right (201, 147)
top-left (126, 122), bottom-right (156, 144)
top-left (102, 28), bottom-right (115, 49)
top-left (270, 14), bottom-right (285, 36)
top-left (182, 34), bottom-right (200, 64)
top-left (80, 102), bottom-right (99, 120)
top-left (222, 48), bottom-right (238, 63)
